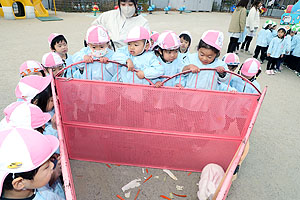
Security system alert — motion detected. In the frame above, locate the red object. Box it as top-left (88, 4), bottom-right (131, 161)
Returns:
top-left (143, 175), bottom-right (152, 183)
top-left (172, 193), bottom-right (187, 197)
top-left (116, 195), bottom-right (125, 200)
top-left (134, 189), bottom-right (141, 200)
top-left (114, 5), bottom-right (119, 9)
top-left (187, 172), bottom-right (192, 176)
top-left (286, 5), bottom-right (293, 13)
top-left (160, 195), bottom-right (172, 200)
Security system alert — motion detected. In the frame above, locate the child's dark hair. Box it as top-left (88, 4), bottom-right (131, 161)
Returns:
top-left (278, 28), bottom-right (286, 39)
top-left (31, 84), bottom-right (52, 112)
top-left (236, 0), bottom-right (249, 8)
top-left (50, 35), bottom-right (67, 51)
top-left (118, 0), bottom-right (138, 15)
top-left (228, 64), bottom-right (239, 71)
top-left (179, 34), bottom-right (191, 46)
top-left (252, 0), bottom-right (261, 10)
top-left (197, 39), bottom-right (220, 58)
top-left (2, 167), bottom-right (40, 194)
top-left (264, 24), bottom-right (272, 30)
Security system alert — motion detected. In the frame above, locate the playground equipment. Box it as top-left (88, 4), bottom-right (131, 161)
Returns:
top-left (0, 0), bottom-right (49, 19)
top-left (51, 60), bottom-right (266, 200)
top-left (164, 5), bottom-right (171, 14)
top-left (281, 0), bottom-right (300, 25)
top-left (178, 5), bottom-right (185, 14)
top-left (92, 4), bottom-right (99, 16)
top-left (147, 4), bottom-right (155, 14)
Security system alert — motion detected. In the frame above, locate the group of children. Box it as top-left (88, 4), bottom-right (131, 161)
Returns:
top-left (251, 19), bottom-right (300, 76)
top-left (0, 24), bottom-right (264, 200)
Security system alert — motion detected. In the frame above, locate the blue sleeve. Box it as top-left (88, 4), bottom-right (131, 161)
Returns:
top-left (72, 48), bottom-right (90, 69)
top-left (144, 55), bottom-right (164, 79)
top-left (217, 82), bottom-right (236, 92)
top-left (267, 39), bottom-right (274, 54)
top-left (291, 36), bottom-right (298, 51)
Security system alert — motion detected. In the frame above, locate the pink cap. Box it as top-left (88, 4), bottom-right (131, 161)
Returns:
top-left (124, 26), bottom-right (150, 43)
top-left (201, 30), bottom-right (224, 51)
top-left (241, 58), bottom-right (261, 76)
top-left (86, 25), bottom-right (110, 44)
top-left (42, 52), bottom-right (64, 68)
top-left (157, 31), bottom-right (181, 50)
top-left (19, 60), bottom-right (43, 76)
top-left (222, 53), bottom-right (240, 65)
top-left (0, 128), bottom-right (59, 195)
top-left (48, 33), bottom-right (63, 47)
top-left (15, 75), bottom-right (52, 101)
top-left (3, 102), bottom-right (51, 129)
top-left (150, 31), bottom-right (160, 42)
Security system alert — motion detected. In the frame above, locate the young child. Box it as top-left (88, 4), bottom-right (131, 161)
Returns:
top-left (150, 31), bottom-right (159, 50)
top-left (180, 30), bottom-right (230, 91)
top-left (271, 21), bottom-right (278, 37)
top-left (230, 58), bottom-right (261, 93)
top-left (42, 52), bottom-right (65, 77)
top-left (48, 33), bottom-right (73, 78)
top-left (19, 60), bottom-right (45, 77)
top-left (253, 20), bottom-right (273, 63)
top-left (0, 128), bottom-right (64, 200)
top-left (153, 30), bottom-right (183, 87)
top-left (290, 26), bottom-right (300, 76)
top-left (72, 25), bottom-right (114, 81)
top-left (108, 26), bottom-right (164, 85)
top-left (222, 53), bottom-right (240, 72)
top-left (283, 26), bottom-right (296, 67)
top-left (178, 31), bottom-right (192, 61)
top-left (266, 27), bottom-right (286, 75)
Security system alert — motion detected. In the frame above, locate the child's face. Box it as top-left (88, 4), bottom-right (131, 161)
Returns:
top-left (290, 31), bottom-right (295, 36)
top-left (228, 65), bottom-right (238, 72)
top-left (53, 40), bottom-right (68, 55)
top-left (128, 40), bottom-right (149, 56)
top-left (88, 43), bottom-right (108, 51)
top-left (278, 30), bottom-right (285, 38)
top-left (25, 160), bottom-right (54, 189)
top-left (161, 49), bottom-right (178, 63)
top-left (197, 48), bottom-right (217, 65)
top-left (46, 96), bottom-right (54, 112)
top-left (51, 65), bottom-right (64, 77)
top-left (241, 73), bottom-right (253, 80)
top-left (180, 37), bottom-right (189, 52)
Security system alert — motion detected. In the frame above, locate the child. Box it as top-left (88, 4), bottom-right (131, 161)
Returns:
top-left (180, 30), bottom-right (230, 91)
top-left (150, 31), bottom-right (159, 50)
top-left (290, 27), bottom-right (300, 76)
top-left (19, 60), bottom-right (45, 77)
top-left (48, 33), bottom-right (73, 78)
top-left (222, 53), bottom-right (240, 72)
top-left (253, 20), bottom-right (273, 63)
top-left (230, 58), bottom-right (261, 93)
top-left (153, 31), bottom-right (183, 87)
top-left (266, 27), bottom-right (286, 75)
top-left (42, 52), bottom-right (65, 77)
top-left (108, 26), bottom-right (164, 85)
top-left (283, 26), bottom-right (296, 67)
top-left (0, 127), bottom-right (64, 200)
top-left (178, 31), bottom-right (192, 61)
top-left (72, 25), bottom-right (114, 81)
top-left (271, 21), bottom-right (278, 37)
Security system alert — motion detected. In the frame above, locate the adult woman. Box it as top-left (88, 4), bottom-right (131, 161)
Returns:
top-left (240, 0), bottom-right (262, 54)
top-left (92, 0), bottom-right (150, 49)
top-left (227, 0), bottom-right (249, 53)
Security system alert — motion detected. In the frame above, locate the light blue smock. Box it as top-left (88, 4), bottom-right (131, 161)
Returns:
top-left (267, 37), bottom-right (285, 58)
top-left (72, 47), bottom-right (114, 81)
top-left (284, 34), bottom-right (292, 55)
top-left (178, 51), bottom-right (190, 62)
top-left (230, 76), bottom-right (261, 94)
top-left (107, 49), bottom-right (164, 85)
top-left (181, 53), bottom-right (229, 90)
top-left (63, 53), bottom-right (75, 78)
top-left (291, 34), bottom-right (300, 57)
top-left (33, 184), bottom-right (65, 200)
top-left (256, 29), bottom-right (273, 47)
top-left (271, 29), bottom-right (277, 37)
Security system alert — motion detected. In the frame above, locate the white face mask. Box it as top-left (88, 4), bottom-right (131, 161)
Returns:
top-left (91, 48), bottom-right (108, 58)
top-left (121, 6), bottom-right (135, 18)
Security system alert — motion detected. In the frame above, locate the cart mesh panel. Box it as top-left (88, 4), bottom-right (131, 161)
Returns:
top-left (56, 78), bottom-right (259, 171)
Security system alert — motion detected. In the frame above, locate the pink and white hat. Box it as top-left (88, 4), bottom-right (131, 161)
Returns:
top-left (157, 31), bottom-right (181, 50)
top-left (124, 26), bottom-right (150, 43)
top-left (150, 31), bottom-right (160, 42)
top-left (19, 60), bottom-right (43, 77)
top-left (241, 58), bottom-right (261, 77)
top-left (48, 33), bottom-right (63, 47)
top-left (222, 53), bottom-right (240, 65)
top-left (201, 30), bottom-right (224, 51)
top-left (42, 52), bottom-right (64, 68)
top-left (86, 25), bottom-right (110, 44)
top-left (0, 128), bottom-right (59, 195)
top-left (15, 75), bottom-right (52, 101)
top-left (2, 102), bottom-right (51, 129)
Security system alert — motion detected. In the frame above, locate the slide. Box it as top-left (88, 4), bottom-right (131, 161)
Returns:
top-left (0, 0), bottom-right (35, 19)
top-left (32, 0), bottom-right (49, 17)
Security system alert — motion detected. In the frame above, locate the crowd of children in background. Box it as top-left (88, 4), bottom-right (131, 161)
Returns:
top-left (4, 18), bottom-right (293, 199)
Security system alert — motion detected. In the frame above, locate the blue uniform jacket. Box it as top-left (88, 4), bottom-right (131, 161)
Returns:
top-left (230, 76), bottom-right (261, 94)
top-left (267, 37), bottom-right (285, 58)
top-left (256, 29), bottom-right (273, 47)
top-left (291, 34), bottom-right (300, 57)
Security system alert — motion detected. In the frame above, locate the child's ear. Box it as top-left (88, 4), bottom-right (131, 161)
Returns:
top-left (145, 42), bottom-right (151, 51)
top-left (12, 177), bottom-right (26, 191)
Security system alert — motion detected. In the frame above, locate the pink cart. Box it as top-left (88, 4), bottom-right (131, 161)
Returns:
top-left (50, 60), bottom-right (266, 200)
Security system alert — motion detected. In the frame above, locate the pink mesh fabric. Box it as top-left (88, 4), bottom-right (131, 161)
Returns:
top-left (56, 78), bottom-right (259, 171)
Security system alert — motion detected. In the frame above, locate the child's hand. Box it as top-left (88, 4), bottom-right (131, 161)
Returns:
top-left (51, 115), bottom-right (57, 130)
top-left (267, 53), bottom-right (270, 57)
top-left (84, 55), bottom-right (93, 63)
top-left (280, 54), bottom-right (284, 58)
top-left (188, 64), bottom-right (200, 73)
top-left (102, 57), bottom-right (109, 64)
top-left (136, 70), bottom-right (145, 79)
top-left (155, 81), bottom-right (163, 88)
top-left (216, 66), bottom-right (225, 73)
top-left (175, 83), bottom-right (184, 89)
top-left (127, 59), bottom-right (134, 72)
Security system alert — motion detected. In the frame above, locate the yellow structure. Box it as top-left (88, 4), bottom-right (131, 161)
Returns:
top-left (0, 0), bottom-right (49, 19)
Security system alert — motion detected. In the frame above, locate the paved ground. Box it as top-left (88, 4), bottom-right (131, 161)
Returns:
top-left (1, 11), bottom-right (299, 200)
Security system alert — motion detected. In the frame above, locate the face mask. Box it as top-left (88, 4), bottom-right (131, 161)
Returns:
top-left (91, 48), bottom-right (108, 58)
top-left (121, 6), bottom-right (135, 18)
